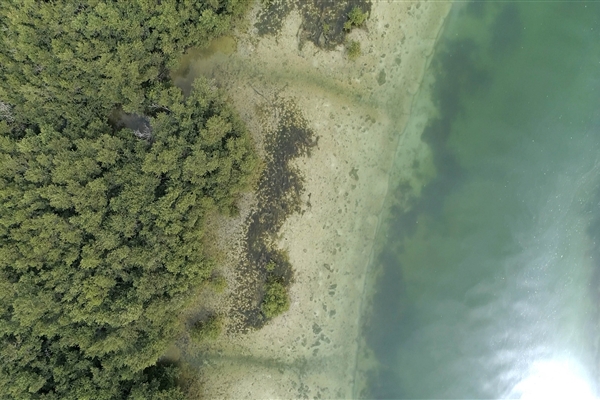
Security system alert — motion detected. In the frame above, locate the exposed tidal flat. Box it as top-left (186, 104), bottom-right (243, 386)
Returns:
top-left (361, 1), bottom-right (600, 399)
top-left (171, 1), bottom-right (452, 398)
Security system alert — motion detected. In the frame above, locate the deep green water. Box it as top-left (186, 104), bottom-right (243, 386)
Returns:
top-left (365, 1), bottom-right (600, 398)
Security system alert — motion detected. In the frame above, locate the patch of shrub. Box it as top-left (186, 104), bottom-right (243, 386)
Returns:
top-left (261, 279), bottom-right (290, 319)
top-left (266, 260), bottom-right (277, 272)
top-left (344, 6), bottom-right (368, 31)
top-left (347, 40), bottom-right (362, 60)
top-left (190, 315), bottom-right (223, 343)
top-left (211, 275), bottom-right (228, 293)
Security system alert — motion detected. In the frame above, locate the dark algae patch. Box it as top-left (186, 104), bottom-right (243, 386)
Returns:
top-left (297, 0), bottom-right (371, 50)
top-left (490, 4), bottom-right (523, 55)
top-left (255, 0), bottom-right (372, 50)
top-left (255, 0), bottom-right (295, 36)
top-left (362, 26), bottom-right (492, 400)
top-left (363, 1), bottom-right (600, 399)
top-left (380, 38), bottom-right (490, 250)
top-left (232, 98), bottom-right (316, 330)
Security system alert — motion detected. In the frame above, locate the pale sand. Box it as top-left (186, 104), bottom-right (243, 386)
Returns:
top-left (185, 1), bottom-right (453, 398)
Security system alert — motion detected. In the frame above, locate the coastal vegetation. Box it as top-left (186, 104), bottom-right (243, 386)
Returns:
top-left (0, 0), bottom-right (373, 397)
top-left (343, 6), bottom-right (367, 61)
top-left (347, 40), bottom-right (362, 60)
top-left (0, 0), bottom-right (256, 398)
top-left (344, 6), bottom-right (368, 31)
top-left (261, 279), bottom-right (290, 319)
top-left (260, 257), bottom-right (290, 319)
top-left (256, 1), bottom-right (371, 50)
top-left (190, 315), bottom-right (223, 343)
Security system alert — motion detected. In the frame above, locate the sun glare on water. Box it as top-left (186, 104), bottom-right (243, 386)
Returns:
top-left (510, 359), bottom-right (596, 400)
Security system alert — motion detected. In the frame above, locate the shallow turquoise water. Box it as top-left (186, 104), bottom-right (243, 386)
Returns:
top-left (365, 2), bottom-right (600, 398)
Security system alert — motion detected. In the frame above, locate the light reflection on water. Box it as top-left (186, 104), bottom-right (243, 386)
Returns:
top-left (508, 359), bottom-right (596, 400)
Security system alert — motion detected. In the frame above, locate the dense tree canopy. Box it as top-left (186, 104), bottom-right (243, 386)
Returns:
top-left (0, 0), bottom-right (247, 122)
top-left (0, 1), bottom-right (255, 398)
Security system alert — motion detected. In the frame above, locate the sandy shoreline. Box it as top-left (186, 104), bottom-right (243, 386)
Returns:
top-left (185, 1), bottom-right (453, 398)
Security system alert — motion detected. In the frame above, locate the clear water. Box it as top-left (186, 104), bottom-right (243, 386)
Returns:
top-left (364, 2), bottom-right (600, 398)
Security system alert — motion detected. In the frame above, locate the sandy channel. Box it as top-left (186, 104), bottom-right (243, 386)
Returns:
top-left (184, 1), bottom-right (452, 398)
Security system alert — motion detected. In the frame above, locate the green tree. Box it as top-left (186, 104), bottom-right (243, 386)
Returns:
top-left (0, 0), bottom-right (255, 398)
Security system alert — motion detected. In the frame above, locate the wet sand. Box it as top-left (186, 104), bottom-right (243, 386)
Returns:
top-left (182, 1), bottom-right (453, 398)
